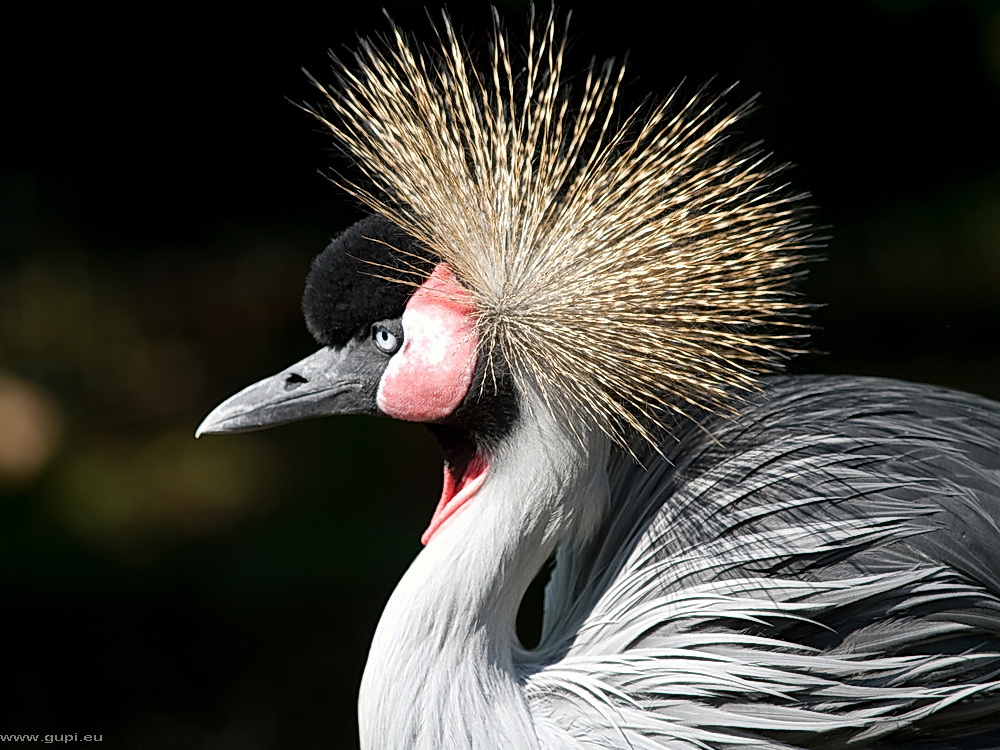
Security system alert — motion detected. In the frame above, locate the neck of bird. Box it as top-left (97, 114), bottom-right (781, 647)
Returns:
top-left (358, 391), bottom-right (610, 749)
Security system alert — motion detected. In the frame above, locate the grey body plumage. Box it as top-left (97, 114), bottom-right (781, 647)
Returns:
top-left (529, 376), bottom-right (1000, 747)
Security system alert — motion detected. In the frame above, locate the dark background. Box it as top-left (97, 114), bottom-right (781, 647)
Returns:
top-left (3, 1), bottom-right (999, 747)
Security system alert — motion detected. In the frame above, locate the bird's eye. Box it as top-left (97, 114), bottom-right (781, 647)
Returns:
top-left (373, 325), bottom-right (401, 354)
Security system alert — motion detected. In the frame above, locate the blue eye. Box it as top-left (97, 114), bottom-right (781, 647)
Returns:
top-left (373, 325), bottom-right (401, 354)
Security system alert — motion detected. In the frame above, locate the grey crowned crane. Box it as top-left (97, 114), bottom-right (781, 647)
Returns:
top-left (197, 12), bottom-right (1000, 749)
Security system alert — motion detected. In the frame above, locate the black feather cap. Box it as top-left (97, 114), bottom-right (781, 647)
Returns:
top-left (302, 215), bottom-right (437, 347)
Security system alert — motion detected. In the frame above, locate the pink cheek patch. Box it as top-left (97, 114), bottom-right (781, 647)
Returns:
top-left (376, 263), bottom-right (479, 422)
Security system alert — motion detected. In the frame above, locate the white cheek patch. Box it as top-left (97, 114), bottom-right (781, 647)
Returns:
top-left (377, 264), bottom-right (478, 422)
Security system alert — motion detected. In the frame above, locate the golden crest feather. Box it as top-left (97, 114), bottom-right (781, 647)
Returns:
top-left (307, 9), bottom-right (813, 447)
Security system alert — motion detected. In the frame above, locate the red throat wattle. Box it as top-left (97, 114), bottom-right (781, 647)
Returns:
top-left (421, 452), bottom-right (489, 545)
top-left (375, 263), bottom-right (488, 544)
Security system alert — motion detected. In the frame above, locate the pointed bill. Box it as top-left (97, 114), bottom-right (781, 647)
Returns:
top-left (196, 346), bottom-right (378, 437)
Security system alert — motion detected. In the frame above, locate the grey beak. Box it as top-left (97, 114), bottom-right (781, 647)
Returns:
top-left (196, 345), bottom-right (380, 437)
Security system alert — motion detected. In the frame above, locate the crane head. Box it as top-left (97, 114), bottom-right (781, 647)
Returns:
top-left (199, 11), bottom-right (814, 543)
top-left (197, 214), bottom-right (515, 543)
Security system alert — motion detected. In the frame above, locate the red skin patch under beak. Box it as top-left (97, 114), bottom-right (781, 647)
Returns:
top-left (376, 264), bottom-right (487, 544)
top-left (421, 454), bottom-right (489, 546)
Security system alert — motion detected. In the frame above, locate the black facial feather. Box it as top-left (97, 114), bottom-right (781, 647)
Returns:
top-left (429, 348), bottom-right (521, 455)
top-left (302, 215), bottom-right (436, 347)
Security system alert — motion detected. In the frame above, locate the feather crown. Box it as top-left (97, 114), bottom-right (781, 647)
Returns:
top-left (307, 9), bottom-right (813, 448)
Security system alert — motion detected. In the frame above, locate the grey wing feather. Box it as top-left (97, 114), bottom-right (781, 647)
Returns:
top-left (525, 376), bottom-right (1000, 749)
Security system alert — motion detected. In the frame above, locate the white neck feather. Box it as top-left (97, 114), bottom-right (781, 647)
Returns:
top-left (358, 392), bottom-right (610, 749)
